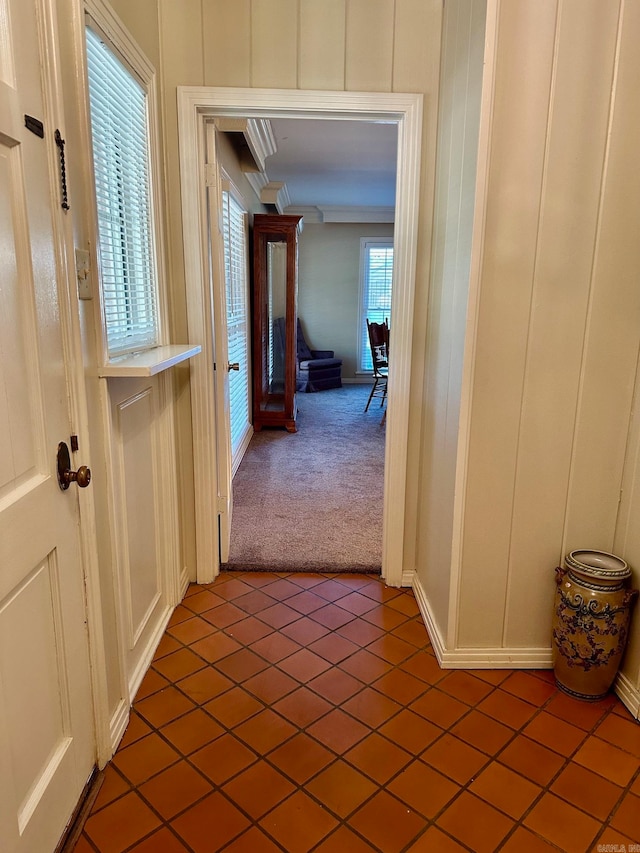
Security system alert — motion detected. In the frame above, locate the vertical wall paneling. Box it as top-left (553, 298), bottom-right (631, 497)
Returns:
top-left (299, 0), bottom-right (346, 91)
top-left (203, 0), bottom-right (252, 87)
top-left (503, 1), bottom-right (620, 650)
top-left (457, 2), bottom-right (559, 648)
top-left (565, 0), bottom-right (640, 554)
top-left (250, 0), bottom-right (298, 89)
top-left (345, 0), bottom-right (394, 92)
top-left (393, 0), bottom-right (442, 94)
top-left (415, 0), bottom-right (486, 641)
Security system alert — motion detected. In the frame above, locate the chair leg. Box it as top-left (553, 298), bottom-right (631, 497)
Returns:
top-left (364, 378), bottom-right (379, 412)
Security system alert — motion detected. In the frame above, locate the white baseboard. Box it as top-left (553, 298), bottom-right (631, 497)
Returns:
top-left (412, 572), bottom-right (554, 669)
top-left (128, 604), bottom-right (174, 703)
top-left (109, 698), bottom-right (129, 755)
top-left (614, 670), bottom-right (640, 719)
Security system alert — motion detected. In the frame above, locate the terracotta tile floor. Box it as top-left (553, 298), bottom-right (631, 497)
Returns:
top-left (72, 572), bottom-right (640, 853)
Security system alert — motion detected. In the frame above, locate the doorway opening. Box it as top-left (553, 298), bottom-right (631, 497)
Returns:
top-left (178, 87), bottom-right (423, 588)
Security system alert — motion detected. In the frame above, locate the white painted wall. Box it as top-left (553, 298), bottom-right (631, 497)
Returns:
top-left (298, 223), bottom-right (394, 379)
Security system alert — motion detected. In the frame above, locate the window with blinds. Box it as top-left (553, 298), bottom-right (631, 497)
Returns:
top-left (221, 190), bottom-right (251, 463)
top-left (86, 25), bottom-right (159, 356)
top-left (359, 239), bottom-right (394, 371)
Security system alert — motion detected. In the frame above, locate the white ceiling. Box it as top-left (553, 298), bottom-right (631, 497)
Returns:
top-left (264, 117), bottom-right (398, 211)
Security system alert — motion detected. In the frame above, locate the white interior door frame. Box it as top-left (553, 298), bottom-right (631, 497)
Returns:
top-left (178, 87), bottom-right (423, 587)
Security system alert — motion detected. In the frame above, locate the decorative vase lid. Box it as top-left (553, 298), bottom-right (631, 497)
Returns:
top-left (565, 549), bottom-right (631, 581)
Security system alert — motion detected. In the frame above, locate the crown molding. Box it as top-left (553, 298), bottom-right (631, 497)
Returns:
top-left (285, 205), bottom-right (395, 224)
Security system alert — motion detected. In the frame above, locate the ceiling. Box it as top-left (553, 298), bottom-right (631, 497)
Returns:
top-left (262, 117), bottom-right (398, 219)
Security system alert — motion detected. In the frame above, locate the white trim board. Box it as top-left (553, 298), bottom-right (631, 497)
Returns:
top-left (177, 87), bottom-right (423, 588)
top-left (412, 572), bottom-right (554, 669)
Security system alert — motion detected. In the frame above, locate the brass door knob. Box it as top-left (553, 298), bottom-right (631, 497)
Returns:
top-left (228, 362), bottom-right (240, 371)
top-left (57, 441), bottom-right (92, 490)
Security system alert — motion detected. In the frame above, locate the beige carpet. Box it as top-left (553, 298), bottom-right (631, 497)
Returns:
top-left (223, 384), bottom-right (386, 572)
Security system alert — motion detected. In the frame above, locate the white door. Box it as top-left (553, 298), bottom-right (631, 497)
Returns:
top-left (0, 0), bottom-right (95, 850)
top-left (205, 122), bottom-right (234, 563)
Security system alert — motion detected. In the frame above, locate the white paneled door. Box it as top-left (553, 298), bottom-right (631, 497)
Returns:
top-left (0, 0), bottom-right (95, 851)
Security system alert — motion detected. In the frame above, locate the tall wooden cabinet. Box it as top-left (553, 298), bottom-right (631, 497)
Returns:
top-left (251, 214), bottom-right (303, 432)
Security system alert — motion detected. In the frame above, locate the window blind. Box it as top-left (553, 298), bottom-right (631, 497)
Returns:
top-left (360, 241), bottom-right (393, 371)
top-left (222, 191), bottom-right (251, 460)
top-left (86, 26), bottom-right (159, 356)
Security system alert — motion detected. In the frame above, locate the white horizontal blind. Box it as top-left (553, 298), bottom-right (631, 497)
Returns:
top-left (360, 240), bottom-right (393, 371)
top-left (86, 26), bottom-right (159, 356)
top-left (222, 190), bottom-right (250, 461)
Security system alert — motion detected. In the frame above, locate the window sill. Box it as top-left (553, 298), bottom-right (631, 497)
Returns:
top-left (98, 344), bottom-right (202, 378)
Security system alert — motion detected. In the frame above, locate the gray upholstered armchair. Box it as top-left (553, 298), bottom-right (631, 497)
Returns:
top-left (296, 319), bottom-right (343, 392)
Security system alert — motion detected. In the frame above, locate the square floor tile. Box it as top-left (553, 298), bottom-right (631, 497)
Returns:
top-left (545, 691), bottom-right (613, 731)
top-left (201, 602), bottom-right (246, 629)
top-left (183, 589), bottom-right (226, 614)
top-left (421, 733), bottom-right (488, 786)
top-left (313, 579), bottom-right (352, 602)
top-left (259, 791), bottom-right (339, 853)
top-left (387, 759), bottom-right (460, 818)
top-left (167, 617), bottom-right (215, 645)
top-left (218, 826), bottom-right (282, 853)
top-left (469, 762), bottom-right (542, 819)
top-left (135, 686), bottom-right (196, 728)
top-left (342, 688), bottom-right (402, 728)
top-left (400, 650), bottom-right (447, 685)
top-left (268, 732), bottom-right (334, 784)
top-left (309, 633), bottom-right (360, 664)
top-left (258, 602), bottom-right (301, 629)
top-left (225, 616), bottom-right (274, 645)
top-left (177, 668), bottom-right (233, 705)
top-left (523, 711), bottom-right (587, 757)
top-left (308, 668), bottom-right (363, 704)
top-left (190, 734), bottom-right (256, 785)
top-left (437, 791), bottom-right (514, 853)
top-left (160, 708), bottom-right (224, 755)
top-left (84, 791), bottom-right (162, 853)
top-left (170, 792), bottom-right (250, 853)
top-left (312, 603), bottom-right (357, 630)
top-left (379, 709), bottom-right (442, 754)
top-left (477, 689), bottom-right (538, 730)
top-left (350, 790), bottom-right (427, 853)
top-left (307, 708), bottom-right (370, 754)
top-left (344, 732), bottom-right (412, 784)
top-left (524, 792), bottom-right (601, 853)
top-left (313, 825), bottom-right (380, 852)
top-left (306, 759), bottom-right (378, 818)
top-left (550, 762), bottom-right (622, 822)
top-left (498, 735), bottom-right (566, 787)
top-left (365, 634), bottom-right (416, 664)
top-left (91, 766), bottom-right (131, 813)
top-left (138, 761), bottom-right (212, 819)
top-left (231, 589), bottom-right (278, 615)
top-left (500, 826), bottom-right (564, 852)
top-left (405, 826), bottom-right (469, 852)
top-left (335, 591), bottom-right (379, 616)
top-left (273, 686), bottom-right (333, 727)
top-left (152, 634), bottom-right (183, 661)
top-left (153, 648), bottom-right (206, 682)
top-left (126, 827), bottom-right (190, 852)
top-left (610, 792), bottom-right (640, 839)
top-left (361, 605), bottom-right (409, 632)
top-left (438, 671), bottom-right (494, 705)
top-left (135, 669), bottom-right (170, 702)
top-left (339, 649), bottom-right (392, 683)
top-left (261, 578), bottom-right (302, 601)
top-left (501, 671), bottom-right (556, 705)
top-left (233, 708), bottom-right (297, 753)
top-left (214, 648), bottom-right (270, 683)
top-left (204, 686), bottom-right (264, 728)
top-left (450, 709), bottom-right (514, 756)
top-left (336, 618), bottom-right (385, 647)
top-left (222, 760), bottom-right (296, 820)
top-left (286, 590), bottom-right (328, 615)
top-left (112, 733), bottom-right (181, 786)
top-left (573, 736), bottom-right (638, 787)
top-left (118, 713), bottom-right (152, 750)
top-left (249, 631), bottom-right (301, 663)
top-left (392, 618), bottom-right (431, 649)
top-left (190, 632), bottom-right (242, 663)
top-left (595, 713), bottom-right (640, 758)
top-left (281, 616), bottom-right (330, 645)
top-left (387, 593), bottom-right (420, 617)
top-left (410, 688), bottom-right (468, 729)
top-left (212, 578), bottom-right (254, 601)
top-left (372, 668), bottom-right (428, 705)
top-left (277, 648), bottom-right (332, 682)
top-left (243, 667), bottom-right (299, 703)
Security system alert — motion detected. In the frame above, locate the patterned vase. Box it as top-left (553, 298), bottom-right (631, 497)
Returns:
top-left (552, 549), bottom-right (638, 701)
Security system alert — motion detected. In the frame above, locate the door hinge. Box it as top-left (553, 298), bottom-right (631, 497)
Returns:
top-left (70, 435), bottom-right (79, 452)
top-left (217, 496), bottom-right (227, 514)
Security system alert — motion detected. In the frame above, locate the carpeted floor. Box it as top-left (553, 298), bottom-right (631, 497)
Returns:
top-left (223, 384), bottom-right (386, 573)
